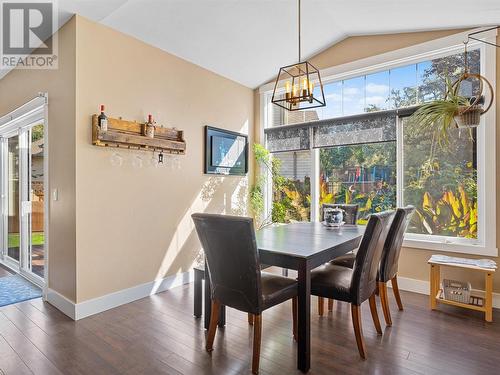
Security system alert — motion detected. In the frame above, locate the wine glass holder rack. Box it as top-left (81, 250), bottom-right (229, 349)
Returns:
top-left (91, 115), bottom-right (186, 154)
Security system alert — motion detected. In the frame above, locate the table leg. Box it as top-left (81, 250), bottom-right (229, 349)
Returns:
top-left (194, 269), bottom-right (203, 318)
top-left (204, 262), bottom-right (226, 329)
top-left (297, 260), bottom-right (311, 372)
top-left (485, 272), bottom-right (493, 322)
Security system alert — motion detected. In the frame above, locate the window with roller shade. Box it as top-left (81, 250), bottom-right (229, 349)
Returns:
top-left (264, 48), bottom-right (480, 242)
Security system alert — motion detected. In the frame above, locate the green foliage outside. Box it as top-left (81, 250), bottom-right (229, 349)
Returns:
top-left (31, 124), bottom-right (44, 142)
top-left (319, 143), bottom-right (397, 224)
top-left (7, 232), bottom-right (45, 248)
top-left (250, 144), bottom-right (310, 227)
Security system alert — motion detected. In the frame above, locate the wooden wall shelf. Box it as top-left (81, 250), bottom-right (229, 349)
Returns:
top-left (92, 115), bottom-right (186, 154)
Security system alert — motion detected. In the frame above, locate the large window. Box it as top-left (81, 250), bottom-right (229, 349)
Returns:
top-left (402, 117), bottom-right (477, 239)
top-left (262, 35), bottom-right (496, 255)
top-left (320, 142), bottom-right (396, 224)
top-left (272, 151), bottom-right (311, 222)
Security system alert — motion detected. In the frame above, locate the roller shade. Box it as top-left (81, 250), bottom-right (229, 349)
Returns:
top-left (266, 125), bottom-right (310, 153)
top-left (313, 112), bottom-right (396, 148)
top-left (264, 108), bottom-right (416, 153)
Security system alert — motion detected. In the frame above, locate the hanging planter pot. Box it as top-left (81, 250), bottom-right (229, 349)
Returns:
top-left (454, 104), bottom-right (483, 128)
top-left (449, 72), bottom-right (494, 129)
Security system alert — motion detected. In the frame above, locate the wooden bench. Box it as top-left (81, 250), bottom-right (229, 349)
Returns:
top-left (428, 259), bottom-right (495, 322)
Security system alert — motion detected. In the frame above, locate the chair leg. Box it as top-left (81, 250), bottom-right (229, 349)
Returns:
top-left (391, 276), bottom-right (404, 311)
top-left (292, 297), bottom-right (298, 341)
top-left (206, 300), bottom-right (220, 352)
top-left (328, 298), bottom-right (334, 311)
top-left (318, 297), bottom-right (324, 316)
top-left (351, 304), bottom-right (367, 359)
top-left (368, 294), bottom-right (383, 335)
top-left (252, 314), bottom-right (262, 374)
top-left (248, 313), bottom-right (254, 325)
top-left (379, 281), bottom-right (392, 327)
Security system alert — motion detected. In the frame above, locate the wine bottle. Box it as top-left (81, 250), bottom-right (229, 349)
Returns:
top-left (98, 105), bottom-right (108, 132)
top-left (145, 114), bottom-right (155, 138)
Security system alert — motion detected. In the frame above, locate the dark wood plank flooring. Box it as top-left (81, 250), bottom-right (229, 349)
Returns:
top-left (0, 282), bottom-right (499, 375)
top-left (0, 265), bottom-right (14, 278)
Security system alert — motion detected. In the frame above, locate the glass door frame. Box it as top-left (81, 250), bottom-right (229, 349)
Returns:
top-left (0, 120), bottom-right (45, 287)
top-left (0, 129), bottom-right (22, 269)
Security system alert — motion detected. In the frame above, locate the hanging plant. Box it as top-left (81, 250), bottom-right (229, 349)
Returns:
top-left (410, 76), bottom-right (469, 144)
top-left (451, 73), bottom-right (493, 128)
top-left (410, 41), bottom-right (494, 144)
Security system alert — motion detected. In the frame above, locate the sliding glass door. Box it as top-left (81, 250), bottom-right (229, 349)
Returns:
top-left (1, 121), bottom-right (45, 284)
top-left (28, 124), bottom-right (45, 278)
top-left (6, 135), bottom-right (20, 264)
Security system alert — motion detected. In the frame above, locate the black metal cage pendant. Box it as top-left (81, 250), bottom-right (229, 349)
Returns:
top-left (271, 61), bottom-right (325, 111)
top-left (271, 0), bottom-right (326, 112)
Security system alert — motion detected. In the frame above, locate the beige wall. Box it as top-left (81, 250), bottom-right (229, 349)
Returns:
top-left (0, 19), bottom-right (77, 300)
top-left (74, 16), bottom-right (254, 302)
top-left (258, 29), bottom-right (500, 293)
top-left (0, 15), bottom-right (254, 304)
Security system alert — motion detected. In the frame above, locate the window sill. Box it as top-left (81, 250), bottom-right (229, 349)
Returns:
top-left (402, 238), bottom-right (498, 257)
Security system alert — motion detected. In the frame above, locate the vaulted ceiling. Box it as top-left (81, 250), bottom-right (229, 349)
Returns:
top-left (57, 1), bottom-right (500, 88)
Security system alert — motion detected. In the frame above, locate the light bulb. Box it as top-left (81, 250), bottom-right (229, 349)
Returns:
top-left (302, 77), bottom-right (308, 90)
top-left (285, 81), bottom-right (291, 93)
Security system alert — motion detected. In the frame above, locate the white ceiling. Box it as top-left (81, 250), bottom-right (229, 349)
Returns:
top-left (57, 1), bottom-right (500, 88)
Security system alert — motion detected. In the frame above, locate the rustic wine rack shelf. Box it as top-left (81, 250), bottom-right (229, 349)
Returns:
top-left (91, 115), bottom-right (186, 154)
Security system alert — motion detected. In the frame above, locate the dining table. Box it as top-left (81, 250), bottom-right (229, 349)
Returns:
top-left (204, 222), bottom-right (364, 373)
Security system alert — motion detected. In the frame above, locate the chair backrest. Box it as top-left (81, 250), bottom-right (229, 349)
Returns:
top-left (350, 210), bottom-right (395, 305)
top-left (321, 203), bottom-right (359, 224)
top-left (379, 206), bottom-right (415, 282)
top-left (191, 213), bottom-right (262, 314)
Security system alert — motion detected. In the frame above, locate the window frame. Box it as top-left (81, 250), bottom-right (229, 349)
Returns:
top-left (259, 29), bottom-right (497, 257)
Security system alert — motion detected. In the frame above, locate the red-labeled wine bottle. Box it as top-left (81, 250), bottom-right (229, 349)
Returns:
top-left (98, 105), bottom-right (108, 132)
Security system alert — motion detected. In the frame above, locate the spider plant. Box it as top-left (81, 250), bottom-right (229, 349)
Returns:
top-left (410, 76), bottom-right (471, 145)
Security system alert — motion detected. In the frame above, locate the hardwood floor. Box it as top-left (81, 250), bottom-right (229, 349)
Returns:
top-left (0, 283), bottom-right (499, 375)
top-left (0, 265), bottom-right (14, 278)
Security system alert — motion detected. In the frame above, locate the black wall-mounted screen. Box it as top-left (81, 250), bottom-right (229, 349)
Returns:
top-left (204, 126), bottom-right (248, 175)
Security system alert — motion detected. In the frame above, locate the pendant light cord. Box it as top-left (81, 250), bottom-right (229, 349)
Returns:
top-left (298, 0), bottom-right (301, 63)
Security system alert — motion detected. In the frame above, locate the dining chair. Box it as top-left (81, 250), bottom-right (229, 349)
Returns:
top-left (327, 206), bottom-right (415, 326)
top-left (310, 211), bottom-right (395, 359)
top-left (321, 203), bottom-right (359, 224)
top-left (319, 203), bottom-right (359, 313)
top-left (191, 213), bottom-right (298, 374)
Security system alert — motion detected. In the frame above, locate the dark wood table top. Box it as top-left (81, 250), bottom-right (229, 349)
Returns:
top-left (256, 222), bottom-right (364, 261)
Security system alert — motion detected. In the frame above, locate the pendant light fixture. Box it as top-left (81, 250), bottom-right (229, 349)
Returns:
top-left (271, 0), bottom-right (326, 111)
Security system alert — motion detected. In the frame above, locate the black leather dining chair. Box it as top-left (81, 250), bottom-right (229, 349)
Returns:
top-left (192, 213), bottom-right (298, 374)
top-left (310, 211), bottom-right (395, 359)
top-left (319, 203), bottom-right (359, 313)
top-left (321, 203), bottom-right (359, 224)
top-left (329, 206), bottom-right (415, 326)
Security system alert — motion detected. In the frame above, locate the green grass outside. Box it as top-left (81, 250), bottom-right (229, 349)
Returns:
top-left (7, 232), bottom-right (45, 248)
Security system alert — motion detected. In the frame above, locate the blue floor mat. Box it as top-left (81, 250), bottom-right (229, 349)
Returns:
top-left (0, 274), bottom-right (42, 307)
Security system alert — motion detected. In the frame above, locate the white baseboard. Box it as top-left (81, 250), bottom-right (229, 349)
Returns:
top-left (46, 270), bottom-right (193, 320)
top-left (46, 288), bottom-right (77, 320)
top-left (46, 272), bottom-right (499, 321)
top-left (391, 275), bottom-right (500, 309)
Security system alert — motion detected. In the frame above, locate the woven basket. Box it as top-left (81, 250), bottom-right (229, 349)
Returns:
top-left (454, 105), bottom-right (483, 128)
top-left (443, 279), bottom-right (471, 304)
